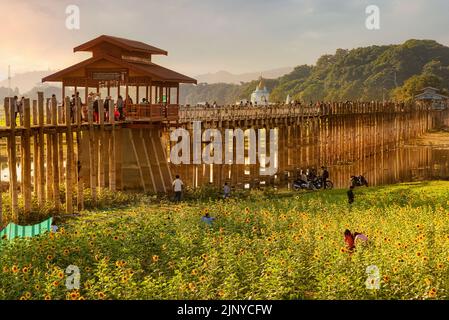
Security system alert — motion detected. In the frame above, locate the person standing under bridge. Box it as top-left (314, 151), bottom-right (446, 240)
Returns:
top-left (172, 175), bottom-right (184, 202)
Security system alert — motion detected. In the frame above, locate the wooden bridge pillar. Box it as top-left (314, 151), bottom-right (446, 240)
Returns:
top-left (6, 98), bottom-right (18, 222)
top-left (65, 97), bottom-right (74, 214)
top-left (23, 99), bottom-right (32, 216)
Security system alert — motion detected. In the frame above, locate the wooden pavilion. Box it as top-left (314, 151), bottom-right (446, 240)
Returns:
top-left (42, 35), bottom-right (197, 121)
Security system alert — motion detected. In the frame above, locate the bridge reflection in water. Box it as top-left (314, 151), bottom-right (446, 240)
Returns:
top-left (168, 105), bottom-right (449, 190)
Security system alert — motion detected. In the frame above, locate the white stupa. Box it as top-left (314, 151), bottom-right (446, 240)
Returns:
top-left (285, 94), bottom-right (291, 104)
top-left (250, 76), bottom-right (269, 106)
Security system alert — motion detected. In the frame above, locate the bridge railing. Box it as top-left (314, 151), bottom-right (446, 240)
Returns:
top-left (178, 101), bottom-right (431, 123)
top-left (125, 104), bottom-right (179, 121)
top-left (179, 104), bottom-right (320, 122)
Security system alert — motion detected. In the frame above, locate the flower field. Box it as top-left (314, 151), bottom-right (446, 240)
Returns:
top-left (1, 181), bottom-right (449, 300)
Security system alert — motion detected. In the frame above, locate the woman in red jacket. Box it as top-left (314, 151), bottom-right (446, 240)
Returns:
top-left (344, 229), bottom-right (355, 251)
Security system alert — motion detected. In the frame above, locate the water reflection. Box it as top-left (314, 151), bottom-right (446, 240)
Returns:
top-left (171, 142), bottom-right (449, 190)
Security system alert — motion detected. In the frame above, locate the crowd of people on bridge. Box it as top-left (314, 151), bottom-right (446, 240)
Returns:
top-left (37, 92), bottom-right (139, 124)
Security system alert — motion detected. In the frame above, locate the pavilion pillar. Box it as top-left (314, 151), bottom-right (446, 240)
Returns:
top-left (177, 84), bottom-right (180, 105)
top-left (154, 85), bottom-right (158, 104)
top-left (159, 85), bottom-right (163, 104)
top-left (84, 80), bottom-right (88, 107)
top-left (146, 86), bottom-right (149, 101)
top-left (136, 85), bottom-right (139, 104)
top-left (107, 82), bottom-right (110, 97)
top-left (149, 81), bottom-right (152, 104)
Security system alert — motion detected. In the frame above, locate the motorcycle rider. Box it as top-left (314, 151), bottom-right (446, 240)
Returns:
top-left (321, 166), bottom-right (329, 189)
top-left (299, 170), bottom-right (309, 188)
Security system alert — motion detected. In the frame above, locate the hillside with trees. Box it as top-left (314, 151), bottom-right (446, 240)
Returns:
top-left (180, 39), bottom-right (449, 105)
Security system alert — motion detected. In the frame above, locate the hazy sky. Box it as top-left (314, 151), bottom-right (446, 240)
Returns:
top-left (1, 0), bottom-right (449, 80)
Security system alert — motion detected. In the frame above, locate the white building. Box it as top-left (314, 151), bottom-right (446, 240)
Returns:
top-left (250, 76), bottom-right (269, 106)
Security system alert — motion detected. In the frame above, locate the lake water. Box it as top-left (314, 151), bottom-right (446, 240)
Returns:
top-left (172, 131), bottom-right (449, 190)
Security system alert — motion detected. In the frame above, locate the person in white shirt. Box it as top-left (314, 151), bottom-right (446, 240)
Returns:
top-left (223, 182), bottom-right (231, 199)
top-left (172, 175), bottom-right (184, 202)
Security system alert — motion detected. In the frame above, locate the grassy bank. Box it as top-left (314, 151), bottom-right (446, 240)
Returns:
top-left (1, 181), bottom-right (449, 300)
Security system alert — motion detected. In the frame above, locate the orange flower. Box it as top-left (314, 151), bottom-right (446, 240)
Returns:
top-left (152, 255), bottom-right (159, 263)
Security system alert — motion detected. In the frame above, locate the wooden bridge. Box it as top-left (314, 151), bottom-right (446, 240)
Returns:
top-left (0, 93), bottom-right (445, 226)
top-left (178, 102), bottom-right (431, 124)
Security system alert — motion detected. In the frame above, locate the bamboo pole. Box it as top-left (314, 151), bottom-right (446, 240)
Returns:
top-left (4, 97), bottom-right (10, 127)
top-left (76, 97), bottom-right (84, 211)
top-left (32, 100), bottom-right (38, 195)
top-left (37, 92), bottom-right (45, 205)
top-left (108, 100), bottom-right (116, 191)
top-left (46, 98), bottom-right (53, 200)
top-left (23, 99), bottom-right (32, 216)
top-left (7, 97), bottom-right (18, 221)
top-left (88, 99), bottom-right (97, 204)
top-left (65, 97), bottom-right (73, 214)
top-left (51, 97), bottom-right (60, 211)
top-left (98, 99), bottom-right (105, 191)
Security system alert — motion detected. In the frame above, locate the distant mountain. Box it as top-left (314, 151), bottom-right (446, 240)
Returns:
top-left (195, 67), bottom-right (293, 84)
top-left (0, 70), bottom-right (56, 94)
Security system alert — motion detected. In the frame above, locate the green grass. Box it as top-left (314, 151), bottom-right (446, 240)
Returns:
top-left (1, 181), bottom-right (449, 300)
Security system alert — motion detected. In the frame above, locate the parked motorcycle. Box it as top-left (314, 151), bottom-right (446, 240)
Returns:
top-left (293, 177), bottom-right (334, 190)
top-left (293, 179), bottom-right (312, 190)
top-left (351, 175), bottom-right (368, 187)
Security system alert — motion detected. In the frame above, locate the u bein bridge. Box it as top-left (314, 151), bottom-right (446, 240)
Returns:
top-left (0, 94), bottom-right (446, 223)
top-left (0, 35), bottom-right (448, 224)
